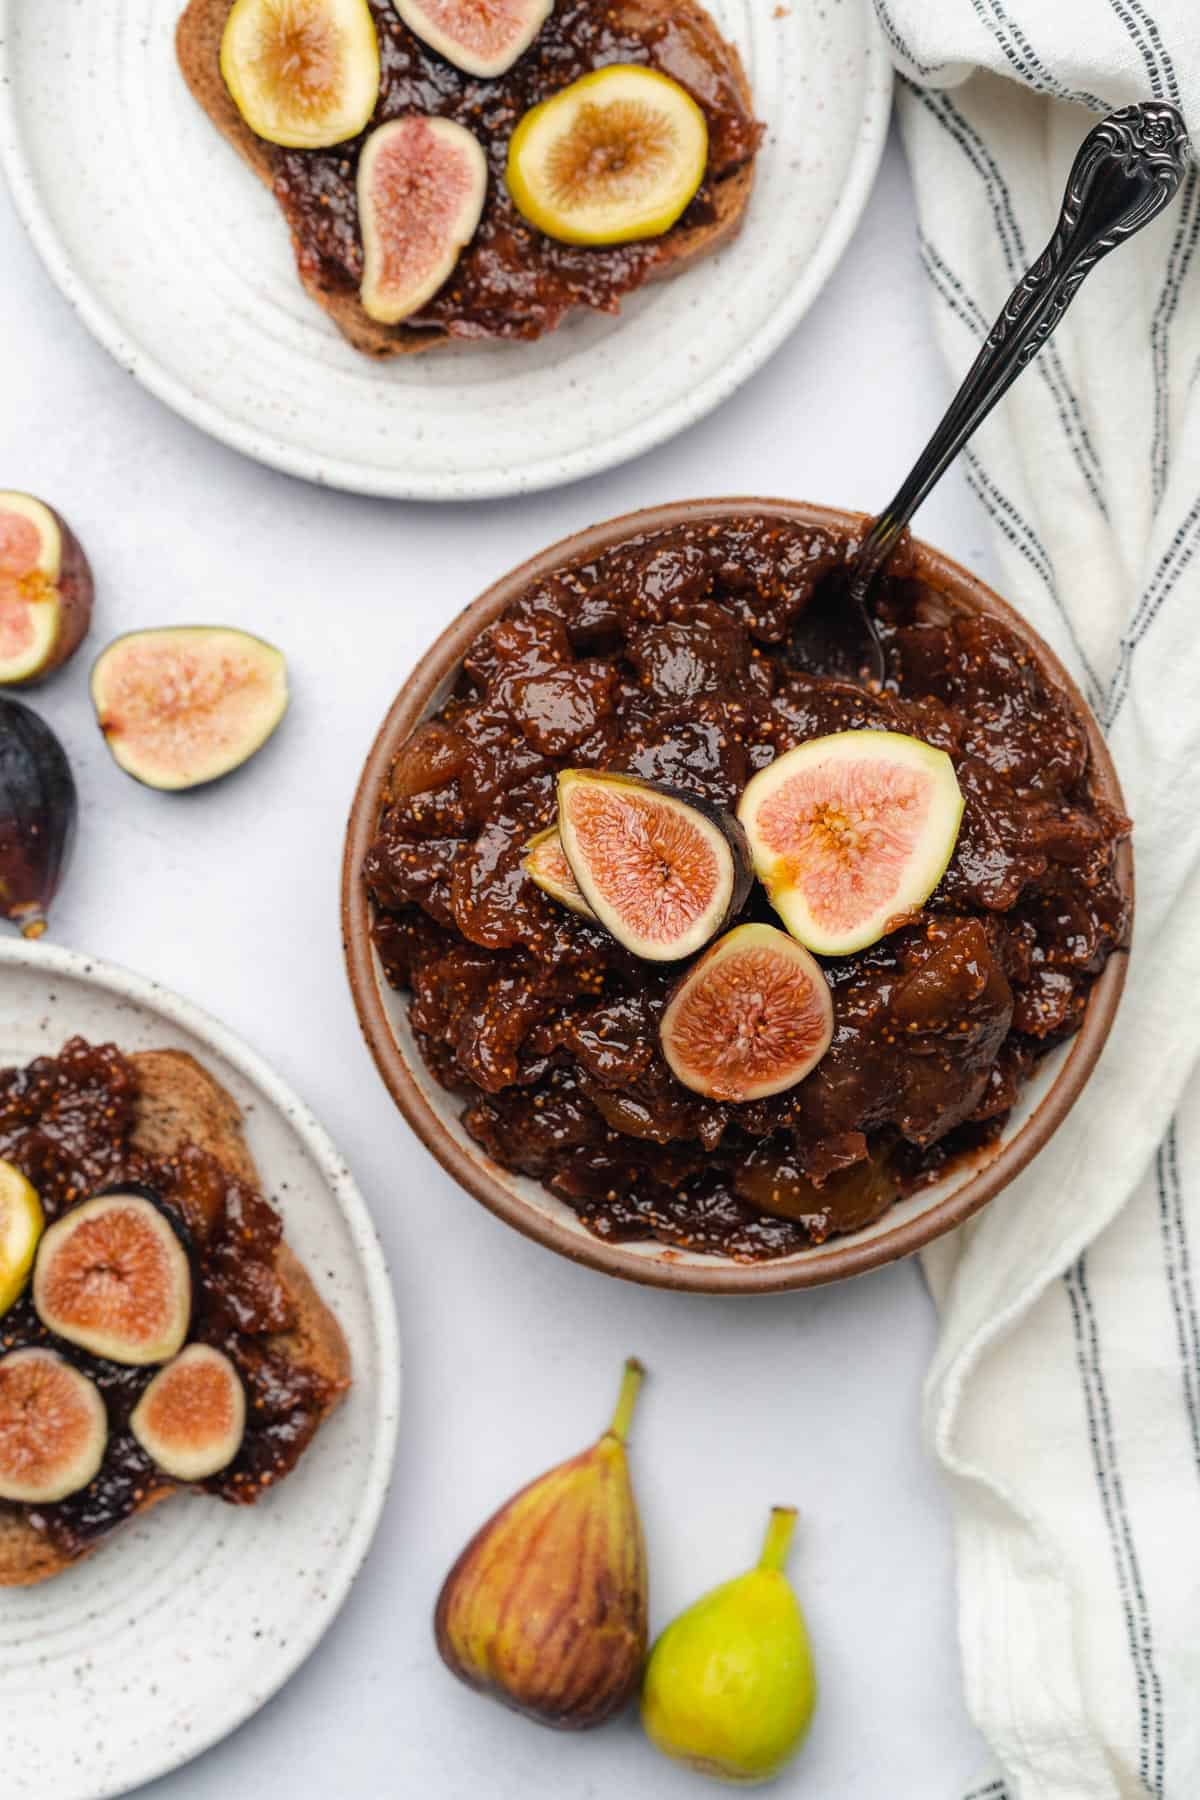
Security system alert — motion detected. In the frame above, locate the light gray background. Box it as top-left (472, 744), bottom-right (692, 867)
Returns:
top-left (0, 129), bottom-right (998, 1796)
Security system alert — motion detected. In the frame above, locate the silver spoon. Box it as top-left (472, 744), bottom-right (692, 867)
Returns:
top-left (796, 100), bottom-right (1191, 686)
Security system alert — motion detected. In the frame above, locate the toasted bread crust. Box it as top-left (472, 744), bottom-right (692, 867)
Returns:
top-left (175, 0), bottom-right (756, 357)
top-left (0, 1049), bottom-right (350, 1587)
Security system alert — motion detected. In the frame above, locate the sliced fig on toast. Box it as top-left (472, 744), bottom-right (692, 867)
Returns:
top-left (738, 730), bottom-right (964, 956)
top-left (131, 1344), bottom-right (247, 1482)
top-left (33, 1192), bottom-right (192, 1366)
top-left (521, 824), bottom-right (595, 918)
top-left (90, 626), bottom-right (288, 791)
top-left (0, 1160), bottom-right (44, 1318)
top-left (556, 769), bottom-right (750, 961)
top-left (358, 116), bottom-right (488, 324)
top-left (0, 493), bottom-right (93, 686)
top-left (0, 1347), bottom-right (108, 1504)
top-left (220, 0), bottom-right (381, 149)
top-left (660, 923), bottom-right (834, 1103)
top-left (390, 0), bottom-right (552, 77)
top-left (507, 65), bottom-right (708, 246)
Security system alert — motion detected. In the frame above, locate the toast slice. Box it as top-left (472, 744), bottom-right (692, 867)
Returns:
top-left (175, 0), bottom-right (757, 358)
top-left (0, 1048), bottom-right (350, 1587)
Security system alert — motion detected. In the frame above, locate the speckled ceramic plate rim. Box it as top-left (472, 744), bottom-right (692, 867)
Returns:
top-left (0, 937), bottom-right (401, 1800)
top-left (0, 2), bottom-right (892, 500)
top-left (342, 497), bottom-right (1132, 1293)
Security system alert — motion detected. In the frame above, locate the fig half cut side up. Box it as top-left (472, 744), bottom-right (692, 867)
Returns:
top-left (33, 1192), bottom-right (192, 1366)
top-left (358, 117), bottom-right (488, 324)
top-left (660, 923), bottom-right (834, 1103)
top-left (738, 730), bottom-right (965, 956)
top-left (391, 0), bottom-right (553, 78)
top-left (90, 626), bottom-right (288, 791)
top-left (131, 1344), bottom-right (247, 1482)
top-left (0, 1347), bottom-right (108, 1505)
top-left (556, 769), bottom-right (751, 961)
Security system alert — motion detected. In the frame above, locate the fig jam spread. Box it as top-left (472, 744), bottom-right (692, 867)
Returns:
top-left (274, 0), bottom-right (761, 339)
top-left (365, 517), bottom-right (1130, 1260)
top-left (0, 1039), bottom-right (334, 1558)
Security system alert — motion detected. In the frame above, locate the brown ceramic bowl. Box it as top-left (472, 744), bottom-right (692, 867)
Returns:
top-left (342, 499), bottom-right (1132, 1293)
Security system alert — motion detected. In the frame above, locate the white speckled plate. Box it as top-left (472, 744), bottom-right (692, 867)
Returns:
top-left (0, 940), bottom-right (401, 1800)
top-left (0, 0), bottom-right (891, 499)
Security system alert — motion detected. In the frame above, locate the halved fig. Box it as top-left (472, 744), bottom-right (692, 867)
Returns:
top-left (0, 1161), bottom-right (44, 1318)
top-left (358, 117), bottom-right (488, 324)
top-left (0, 1348), bottom-right (107, 1504)
top-left (737, 730), bottom-right (965, 957)
top-left (33, 1193), bottom-right (192, 1366)
top-left (90, 626), bottom-right (288, 791)
top-left (661, 923), bottom-right (834, 1103)
top-left (556, 769), bottom-right (750, 961)
top-left (0, 493), bottom-right (93, 686)
top-left (507, 65), bottom-right (708, 246)
top-left (130, 1344), bottom-right (247, 1482)
top-left (391, 0), bottom-right (552, 78)
top-left (521, 824), bottom-right (595, 918)
top-left (220, 0), bottom-right (380, 149)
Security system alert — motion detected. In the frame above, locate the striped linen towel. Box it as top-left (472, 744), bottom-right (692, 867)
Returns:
top-left (870, 5), bottom-right (1200, 1797)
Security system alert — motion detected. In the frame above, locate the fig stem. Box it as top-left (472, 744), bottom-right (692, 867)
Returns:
top-left (758, 1505), bottom-right (798, 1572)
top-left (19, 913), bottom-right (47, 940)
top-left (608, 1357), bottom-right (646, 1444)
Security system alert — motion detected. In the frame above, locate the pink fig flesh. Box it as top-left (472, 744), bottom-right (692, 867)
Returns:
top-left (390, 0), bottom-right (553, 79)
top-left (0, 493), bottom-right (93, 687)
top-left (358, 116), bottom-right (488, 324)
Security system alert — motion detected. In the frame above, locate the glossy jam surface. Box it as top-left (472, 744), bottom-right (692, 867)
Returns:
top-left (0, 1040), bottom-right (334, 1557)
top-left (273, 0), bottom-right (761, 339)
top-left (365, 517), bottom-right (1130, 1260)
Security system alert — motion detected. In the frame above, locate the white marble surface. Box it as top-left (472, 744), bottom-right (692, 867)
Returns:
top-left (0, 127), bottom-right (996, 1798)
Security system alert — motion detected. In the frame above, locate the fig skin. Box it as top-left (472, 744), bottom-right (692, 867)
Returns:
top-left (33, 1192), bottom-right (193, 1367)
top-left (434, 1358), bottom-right (648, 1730)
top-left (0, 1347), bottom-right (108, 1505)
top-left (641, 1506), bottom-right (817, 1783)
top-left (0, 694), bottom-right (77, 939)
top-left (0, 493), bottom-right (94, 687)
top-left (556, 769), bottom-right (751, 962)
top-left (90, 626), bottom-right (289, 792)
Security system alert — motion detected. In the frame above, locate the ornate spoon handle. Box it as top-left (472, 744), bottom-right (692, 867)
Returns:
top-left (852, 101), bottom-right (1191, 611)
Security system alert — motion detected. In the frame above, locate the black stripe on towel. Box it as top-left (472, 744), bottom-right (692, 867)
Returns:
top-left (1104, 0), bottom-right (1182, 107)
top-left (1150, 166), bottom-right (1200, 512)
top-left (1106, 491), bottom-right (1200, 726)
top-left (974, 0), bottom-right (1109, 112)
top-left (1157, 1120), bottom-right (1200, 1474)
top-left (962, 1779), bottom-right (1011, 1800)
top-left (873, 0), bottom-right (948, 78)
top-left (904, 84), bottom-right (1110, 519)
top-left (1064, 1254), bottom-right (1165, 1794)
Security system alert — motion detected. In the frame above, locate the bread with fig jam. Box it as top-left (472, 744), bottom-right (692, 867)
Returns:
top-left (0, 1047), bottom-right (350, 1587)
top-left (175, 0), bottom-right (760, 357)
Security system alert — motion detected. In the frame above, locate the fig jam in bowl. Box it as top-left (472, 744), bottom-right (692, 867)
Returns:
top-left (342, 500), bottom-right (1132, 1293)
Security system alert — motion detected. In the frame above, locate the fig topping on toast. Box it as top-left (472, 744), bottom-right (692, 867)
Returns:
top-left (507, 66), bottom-right (708, 245)
top-left (220, 0), bottom-right (381, 148)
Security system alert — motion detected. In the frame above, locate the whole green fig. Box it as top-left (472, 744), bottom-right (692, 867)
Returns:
top-left (641, 1505), bottom-right (816, 1783)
